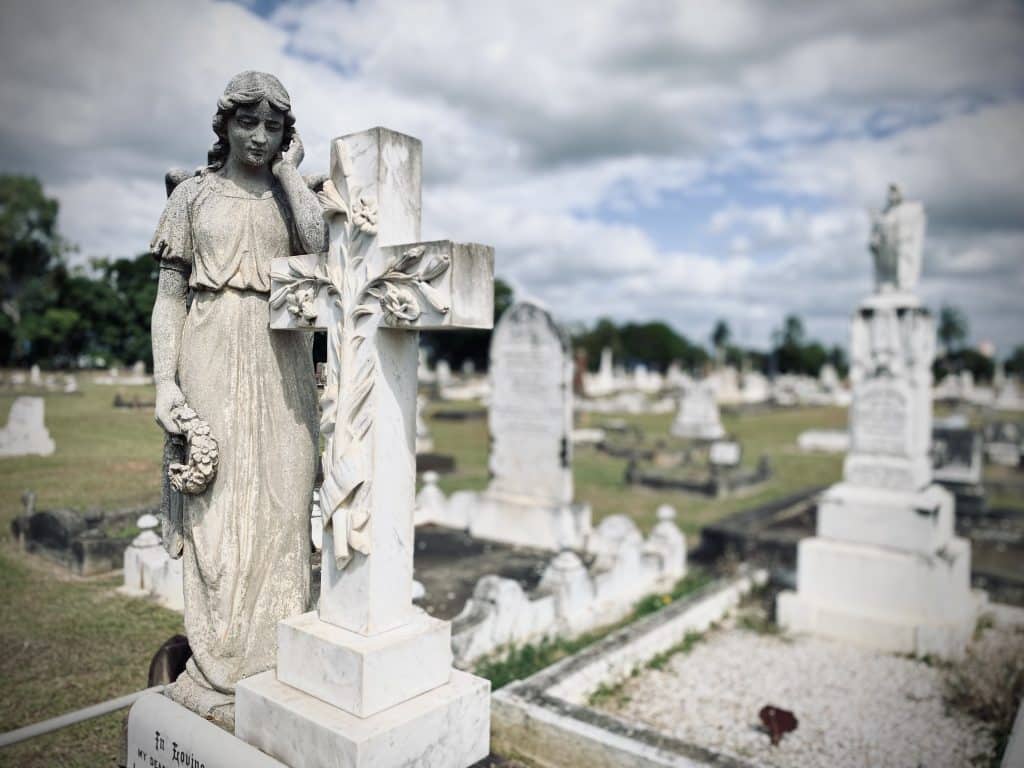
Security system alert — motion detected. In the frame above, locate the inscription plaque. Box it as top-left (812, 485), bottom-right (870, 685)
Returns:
top-left (126, 693), bottom-right (284, 768)
top-left (852, 385), bottom-right (908, 456)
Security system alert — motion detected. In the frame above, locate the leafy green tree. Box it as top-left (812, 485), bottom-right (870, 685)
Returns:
top-left (937, 305), bottom-right (968, 354)
top-left (1005, 345), bottom-right (1024, 377)
top-left (711, 319), bottom-right (731, 361)
top-left (0, 175), bottom-right (66, 361)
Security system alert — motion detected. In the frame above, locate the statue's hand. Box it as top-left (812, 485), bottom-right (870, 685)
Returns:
top-left (155, 382), bottom-right (186, 435)
top-left (273, 130), bottom-right (304, 177)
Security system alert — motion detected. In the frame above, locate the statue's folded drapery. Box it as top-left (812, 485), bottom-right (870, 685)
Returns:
top-left (152, 172), bottom-right (318, 701)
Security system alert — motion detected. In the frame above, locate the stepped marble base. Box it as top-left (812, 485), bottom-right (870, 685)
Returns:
top-left (277, 609), bottom-right (452, 718)
top-left (778, 535), bottom-right (985, 659)
top-left (817, 482), bottom-right (954, 554)
top-left (236, 669), bottom-right (490, 768)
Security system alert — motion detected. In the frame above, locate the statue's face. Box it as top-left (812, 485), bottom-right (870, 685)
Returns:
top-left (227, 99), bottom-right (285, 169)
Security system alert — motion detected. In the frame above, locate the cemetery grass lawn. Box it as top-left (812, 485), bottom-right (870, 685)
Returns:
top-left (0, 551), bottom-right (184, 768)
top-left (431, 402), bottom-right (849, 536)
top-left (0, 380), bottom-right (177, 768)
top-left (0, 387), bottom-right (1019, 765)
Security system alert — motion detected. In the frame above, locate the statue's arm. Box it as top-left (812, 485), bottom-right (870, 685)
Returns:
top-left (152, 267), bottom-right (188, 434)
top-left (274, 131), bottom-right (327, 253)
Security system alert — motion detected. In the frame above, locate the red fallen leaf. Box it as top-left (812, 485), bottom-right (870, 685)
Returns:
top-left (759, 704), bottom-right (798, 746)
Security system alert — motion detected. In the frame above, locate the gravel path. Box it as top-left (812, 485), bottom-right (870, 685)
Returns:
top-left (601, 628), bottom-right (1003, 768)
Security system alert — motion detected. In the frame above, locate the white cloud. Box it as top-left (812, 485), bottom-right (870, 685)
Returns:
top-left (1, 0), bottom-right (1022, 355)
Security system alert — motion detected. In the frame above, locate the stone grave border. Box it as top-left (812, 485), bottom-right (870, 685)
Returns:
top-left (491, 568), bottom-right (766, 768)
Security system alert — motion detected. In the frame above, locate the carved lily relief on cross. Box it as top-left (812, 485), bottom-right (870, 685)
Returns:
top-left (269, 140), bottom-right (454, 568)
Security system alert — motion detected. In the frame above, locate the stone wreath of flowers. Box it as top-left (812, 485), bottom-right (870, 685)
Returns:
top-left (167, 402), bottom-right (219, 495)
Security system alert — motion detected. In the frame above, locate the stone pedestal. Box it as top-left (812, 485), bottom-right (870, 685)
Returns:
top-left (777, 536), bottom-right (984, 658)
top-left (237, 670), bottom-right (489, 768)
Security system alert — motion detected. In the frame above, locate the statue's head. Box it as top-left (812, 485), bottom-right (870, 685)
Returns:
top-left (208, 71), bottom-right (296, 171)
top-left (885, 183), bottom-right (903, 210)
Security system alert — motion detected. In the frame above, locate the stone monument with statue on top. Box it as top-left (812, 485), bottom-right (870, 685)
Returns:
top-left (777, 184), bottom-right (984, 659)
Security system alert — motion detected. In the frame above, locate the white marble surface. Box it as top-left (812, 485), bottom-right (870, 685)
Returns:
top-left (276, 609), bottom-right (452, 717)
top-left (779, 536), bottom-right (983, 658)
top-left (817, 482), bottom-right (954, 554)
top-left (0, 397), bottom-right (55, 457)
top-left (487, 301), bottom-right (574, 507)
top-left (236, 669), bottom-right (490, 768)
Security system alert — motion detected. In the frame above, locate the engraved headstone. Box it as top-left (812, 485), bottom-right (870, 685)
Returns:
top-left (466, 302), bottom-right (591, 550)
top-left (0, 397), bottom-right (55, 457)
top-left (486, 301), bottom-right (573, 508)
top-left (709, 440), bottom-right (741, 468)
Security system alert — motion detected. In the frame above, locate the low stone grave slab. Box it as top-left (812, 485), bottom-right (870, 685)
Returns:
top-left (413, 524), bottom-right (556, 621)
top-left (626, 454), bottom-right (772, 498)
top-left (11, 496), bottom-right (149, 576)
top-left (432, 407), bottom-right (486, 421)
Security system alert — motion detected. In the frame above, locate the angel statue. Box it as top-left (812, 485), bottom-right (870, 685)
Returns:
top-left (149, 71), bottom-right (324, 724)
top-left (868, 183), bottom-right (926, 294)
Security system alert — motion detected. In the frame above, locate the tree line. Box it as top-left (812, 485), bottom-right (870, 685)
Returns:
top-left (2, 173), bottom-right (1020, 380)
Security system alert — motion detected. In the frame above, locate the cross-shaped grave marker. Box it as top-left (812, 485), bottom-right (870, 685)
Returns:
top-left (235, 129), bottom-right (492, 768)
top-left (269, 127), bottom-right (494, 634)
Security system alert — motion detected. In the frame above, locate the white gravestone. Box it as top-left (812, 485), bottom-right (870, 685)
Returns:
top-left (0, 397), bottom-right (55, 457)
top-left (709, 440), bottom-right (741, 468)
top-left (778, 186), bottom-right (982, 659)
top-left (670, 381), bottom-right (726, 440)
top-left (233, 127), bottom-right (493, 768)
top-left (468, 301), bottom-right (592, 550)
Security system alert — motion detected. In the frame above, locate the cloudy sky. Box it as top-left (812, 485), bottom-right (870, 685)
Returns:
top-left (2, 0), bottom-right (1022, 353)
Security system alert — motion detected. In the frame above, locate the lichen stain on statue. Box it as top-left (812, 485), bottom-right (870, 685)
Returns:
top-left (149, 71), bottom-right (323, 728)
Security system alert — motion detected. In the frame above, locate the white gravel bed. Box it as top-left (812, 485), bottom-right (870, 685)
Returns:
top-left (601, 627), bottom-right (1002, 768)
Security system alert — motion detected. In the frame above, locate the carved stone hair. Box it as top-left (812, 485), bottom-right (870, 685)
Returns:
top-left (207, 71), bottom-right (296, 171)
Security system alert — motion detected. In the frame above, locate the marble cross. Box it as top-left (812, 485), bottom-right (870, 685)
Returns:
top-left (270, 127), bottom-right (494, 636)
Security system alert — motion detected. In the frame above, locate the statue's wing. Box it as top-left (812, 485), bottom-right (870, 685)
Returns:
top-left (164, 167), bottom-right (202, 198)
top-left (303, 173), bottom-right (328, 193)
